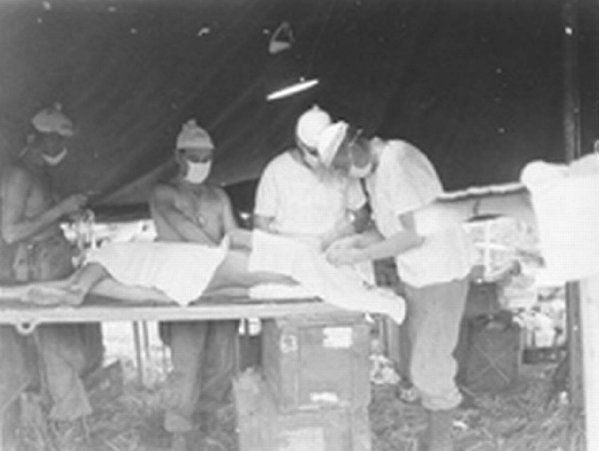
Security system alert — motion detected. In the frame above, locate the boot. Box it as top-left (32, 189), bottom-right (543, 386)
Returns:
top-left (422, 409), bottom-right (454, 451)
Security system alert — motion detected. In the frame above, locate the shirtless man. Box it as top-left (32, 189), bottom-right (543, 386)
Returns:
top-left (149, 119), bottom-right (242, 445)
top-left (0, 105), bottom-right (103, 449)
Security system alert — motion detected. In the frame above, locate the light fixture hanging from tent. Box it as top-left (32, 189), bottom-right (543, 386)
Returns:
top-left (266, 77), bottom-right (319, 101)
top-left (265, 21), bottom-right (320, 102)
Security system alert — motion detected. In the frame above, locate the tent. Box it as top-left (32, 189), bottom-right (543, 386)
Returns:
top-left (0, 0), bottom-right (597, 216)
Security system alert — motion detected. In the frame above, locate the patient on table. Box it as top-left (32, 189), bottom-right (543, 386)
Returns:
top-left (0, 228), bottom-right (405, 323)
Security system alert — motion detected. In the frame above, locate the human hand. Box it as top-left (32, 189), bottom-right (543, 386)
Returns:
top-left (318, 231), bottom-right (337, 252)
top-left (326, 247), bottom-right (363, 266)
top-left (324, 235), bottom-right (360, 253)
top-left (58, 194), bottom-right (88, 215)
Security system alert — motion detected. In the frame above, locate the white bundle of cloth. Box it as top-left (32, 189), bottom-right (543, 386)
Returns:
top-left (521, 153), bottom-right (598, 282)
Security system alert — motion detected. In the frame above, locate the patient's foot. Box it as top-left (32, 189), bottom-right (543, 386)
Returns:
top-left (0, 285), bottom-right (30, 300)
top-left (24, 284), bottom-right (85, 306)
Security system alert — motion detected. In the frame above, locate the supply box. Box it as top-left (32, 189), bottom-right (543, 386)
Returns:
top-left (234, 369), bottom-right (371, 451)
top-left (261, 312), bottom-right (371, 411)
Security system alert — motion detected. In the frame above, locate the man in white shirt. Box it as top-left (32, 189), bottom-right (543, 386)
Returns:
top-left (254, 106), bottom-right (369, 250)
top-left (320, 123), bottom-right (477, 451)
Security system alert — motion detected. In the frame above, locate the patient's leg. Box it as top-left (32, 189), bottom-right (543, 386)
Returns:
top-left (89, 279), bottom-right (176, 305)
top-left (204, 249), bottom-right (296, 293)
top-left (0, 263), bottom-right (174, 306)
top-left (64, 263), bottom-right (174, 305)
top-left (0, 274), bottom-right (84, 306)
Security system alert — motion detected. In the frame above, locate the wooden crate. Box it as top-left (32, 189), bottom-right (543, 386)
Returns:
top-left (456, 312), bottom-right (524, 393)
top-left (234, 370), bottom-right (371, 451)
top-left (261, 312), bottom-right (371, 412)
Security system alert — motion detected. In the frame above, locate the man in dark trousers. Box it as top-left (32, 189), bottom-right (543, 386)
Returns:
top-left (0, 105), bottom-right (103, 449)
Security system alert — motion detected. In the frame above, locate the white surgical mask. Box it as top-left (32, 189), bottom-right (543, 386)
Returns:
top-left (302, 150), bottom-right (321, 169)
top-left (185, 160), bottom-right (211, 184)
top-left (349, 162), bottom-right (372, 178)
top-left (42, 147), bottom-right (68, 166)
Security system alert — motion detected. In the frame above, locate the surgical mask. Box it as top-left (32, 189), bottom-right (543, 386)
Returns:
top-left (349, 162), bottom-right (372, 178)
top-left (42, 147), bottom-right (68, 166)
top-left (302, 150), bottom-right (320, 169)
top-left (185, 160), bottom-right (211, 184)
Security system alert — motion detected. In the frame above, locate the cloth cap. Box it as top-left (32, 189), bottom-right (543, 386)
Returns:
top-left (317, 121), bottom-right (349, 167)
top-left (31, 103), bottom-right (74, 137)
top-left (176, 119), bottom-right (214, 150)
top-left (295, 105), bottom-right (331, 148)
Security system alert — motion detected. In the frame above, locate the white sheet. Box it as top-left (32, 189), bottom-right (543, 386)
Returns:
top-left (86, 240), bottom-right (227, 305)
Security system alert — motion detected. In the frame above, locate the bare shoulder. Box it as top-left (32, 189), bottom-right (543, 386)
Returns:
top-left (2, 163), bottom-right (33, 188)
top-left (210, 185), bottom-right (232, 205)
top-left (150, 182), bottom-right (179, 204)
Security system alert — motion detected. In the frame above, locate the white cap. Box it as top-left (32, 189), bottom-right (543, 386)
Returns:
top-left (31, 103), bottom-right (74, 137)
top-left (295, 105), bottom-right (331, 149)
top-left (317, 121), bottom-right (349, 167)
top-left (176, 119), bottom-right (214, 150)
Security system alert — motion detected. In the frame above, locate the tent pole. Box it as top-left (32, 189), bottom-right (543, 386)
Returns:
top-left (563, 0), bottom-right (581, 164)
top-left (561, 3), bottom-right (594, 451)
top-left (562, 0), bottom-right (583, 410)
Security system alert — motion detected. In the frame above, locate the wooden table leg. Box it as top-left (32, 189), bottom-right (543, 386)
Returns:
top-left (132, 322), bottom-right (144, 386)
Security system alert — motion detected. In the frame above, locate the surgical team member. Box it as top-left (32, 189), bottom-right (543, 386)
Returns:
top-left (150, 120), bottom-right (239, 447)
top-left (0, 105), bottom-right (103, 448)
top-left (320, 123), bottom-right (476, 451)
top-left (254, 106), bottom-right (369, 251)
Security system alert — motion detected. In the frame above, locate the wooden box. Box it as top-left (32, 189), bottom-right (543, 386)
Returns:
top-left (261, 313), bottom-right (371, 411)
top-left (234, 370), bottom-right (371, 451)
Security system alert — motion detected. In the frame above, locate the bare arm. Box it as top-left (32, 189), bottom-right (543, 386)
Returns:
top-left (218, 188), bottom-right (242, 236)
top-left (355, 212), bottom-right (423, 261)
top-left (0, 168), bottom-right (73, 244)
top-left (354, 226), bottom-right (386, 248)
top-left (150, 185), bottom-right (217, 245)
top-left (320, 204), bottom-right (370, 250)
top-left (253, 162), bottom-right (279, 233)
top-left (327, 212), bottom-right (424, 265)
top-left (253, 214), bottom-right (275, 233)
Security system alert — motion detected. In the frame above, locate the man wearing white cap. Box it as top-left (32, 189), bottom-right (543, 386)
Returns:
top-left (319, 123), bottom-right (477, 451)
top-left (0, 104), bottom-right (103, 447)
top-left (149, 119), bottom-right (240, 445)
top-left (254, 105), bottom-right (369, 250)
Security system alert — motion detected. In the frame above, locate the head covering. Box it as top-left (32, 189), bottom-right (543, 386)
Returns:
top-left (317, 121), bottom-right (349, 167)
top-left (295, 105), bottom-right (331, 149)
top-left (31, 103), bottom-right (74, 137)
top-left (176, 119), bottom-right (214, 150)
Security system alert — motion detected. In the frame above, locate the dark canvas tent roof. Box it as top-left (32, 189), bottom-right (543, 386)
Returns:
top-left (0, 0), bottom-right (597, 214)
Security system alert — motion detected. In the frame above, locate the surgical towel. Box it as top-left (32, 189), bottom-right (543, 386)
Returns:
top-left (86, 241), bottom-right (227, 305)
top-left (248, 230), bottom-right (405, 324)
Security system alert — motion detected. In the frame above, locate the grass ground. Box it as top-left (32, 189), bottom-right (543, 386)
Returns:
top-left (16, 321), bottom-right (583, 451)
